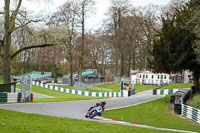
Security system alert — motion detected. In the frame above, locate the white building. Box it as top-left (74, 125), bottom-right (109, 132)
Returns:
top-left (131, 70), bottom-right (171, 85)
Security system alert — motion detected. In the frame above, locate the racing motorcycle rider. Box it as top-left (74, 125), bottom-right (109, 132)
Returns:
top-left (88, 101), bottom-right (106, 115)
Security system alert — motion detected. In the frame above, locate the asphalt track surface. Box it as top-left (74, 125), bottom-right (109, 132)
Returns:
top-left (0, 90), bottom-right (197, 133)
top-left (0, 90), bottom-right (161, 120)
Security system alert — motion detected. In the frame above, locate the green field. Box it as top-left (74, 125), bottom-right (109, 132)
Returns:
top-left (160, 83), bottom-right (193, 89)
top-left (0, 109), bottom-right (174, 133)
top-left (16, 85), bottom-right (105, 103)
top-left (103, 96), bottom-right (200, 132)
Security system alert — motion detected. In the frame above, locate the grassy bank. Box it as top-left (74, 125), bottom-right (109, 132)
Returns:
top-left (134, 84), bottom-right (157, 93)
top-left (16, 85), bottom-right (105, 103)
top-left (160, 83), bottom-right (193, 89)
top-left (190, 94), bottom-right (200, 109)
top-left (0, 109), bottom-right (175, 133)
top-left (103, 96), bottom-right (200, 132)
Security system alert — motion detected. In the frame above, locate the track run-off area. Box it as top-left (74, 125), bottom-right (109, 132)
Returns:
top-left (0, 90), bottom-right (197, 133)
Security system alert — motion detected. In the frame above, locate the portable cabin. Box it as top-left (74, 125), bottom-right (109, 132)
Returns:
top-left (131, 70), bottom-right (171, 85)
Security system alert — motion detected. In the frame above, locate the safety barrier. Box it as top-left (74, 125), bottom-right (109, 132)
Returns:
top-left (182, 104), bottom-right (200, 124)
top-left (32, 81), bottom-right (130, 97)
top-left (153, 89), bottom-right (179, 95)
top-left (0, 92), bottom-right (22, 103)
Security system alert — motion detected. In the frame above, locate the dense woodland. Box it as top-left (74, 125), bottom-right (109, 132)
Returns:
top-left (0, 0), bottom-right (200, 92)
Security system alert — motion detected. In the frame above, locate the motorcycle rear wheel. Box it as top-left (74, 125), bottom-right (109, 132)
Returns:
top-left (89, 111), bottom-right (96, 119)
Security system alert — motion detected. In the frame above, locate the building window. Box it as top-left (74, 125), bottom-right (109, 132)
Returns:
top-left (152, 75), bottom-right (154, 79)
top-left (161, 75), bottom-right (163, 79)
top-left (143, 75), bottom-right (145, 79)
top-left (140, 75), bottom-right (141, 78)
top-left (164, 75), bottom-right (166, 79)
top-left (146, 75), bottom-right (148, 79)
top-left (158, 75), bottom-right (159, 79)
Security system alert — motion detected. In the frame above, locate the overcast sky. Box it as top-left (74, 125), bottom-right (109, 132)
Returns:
top-left (0, 0), bottom-right (171, 30)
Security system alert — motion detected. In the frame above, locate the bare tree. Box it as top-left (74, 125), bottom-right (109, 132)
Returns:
top-left (107, 0), bottom-right (130, 77)
top-left (1, 0), bottom-right (55, 83)
top-left (50, 0), bottom-right (79, 85)
top-left (77, 0), bottom-right (94, 83)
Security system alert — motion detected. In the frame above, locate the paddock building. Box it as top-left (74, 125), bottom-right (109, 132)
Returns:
top-left (131, 70), bottom-right (171, 85)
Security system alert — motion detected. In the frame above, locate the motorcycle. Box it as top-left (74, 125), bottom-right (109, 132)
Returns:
top-left (85, 106), bottom-right (103, 119)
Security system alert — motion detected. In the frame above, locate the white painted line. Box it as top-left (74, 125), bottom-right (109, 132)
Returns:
top-left (31, 92), bottom-right (56, 98)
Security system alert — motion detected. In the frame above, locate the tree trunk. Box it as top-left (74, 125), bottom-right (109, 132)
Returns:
top-left (3, 0), bottom-right (11, 83)
top-left (127, 52), bottom-right (131, 76)
top-left (120, 51), bottom-right (124, 77)
top-left (79, 2), bottom-right (85, 83)
top-left (69, 52), bottom-right (73, 85)
top-left (132, 50), bottom-right (136, 70)
top-left (78, 62), bottom-right (82, 83)
top-left (114, 58), bottom-right (118, 76)
top-left (103, 61), bottom-right (106, 75)
top-left (53, 63), bottom-right (57, 83)
top-left (69, 61), bottom-right (73, 85)
top-left (2, 43), bottom-right (11, 83)
top-left (193, 70), bottom-right (200, 93)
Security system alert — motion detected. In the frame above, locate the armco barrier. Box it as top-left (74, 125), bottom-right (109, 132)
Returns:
top-left (32, 81), bottom-right (130, 97)
top-left (153, 88), bottom-right (200, 124)
top-left (0, 92), bottom-right (22, 103)
top-left (182, 104), bottom-right (200, 124)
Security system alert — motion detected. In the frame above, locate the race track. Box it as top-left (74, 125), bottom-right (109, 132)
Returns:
top-left (0, 90), bottom-right (162, 121)
top-left (0, 90), bottom-right (197, 133)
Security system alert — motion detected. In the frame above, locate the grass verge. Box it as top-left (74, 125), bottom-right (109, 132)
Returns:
top-left (16, 85), bottom-right (105, 103)
top-left (59, 85), bottom-right (74, 89)
top-left (59, 83), bottom-right (157, 93)
top-left (134, 84), bottom-right (157, 93)
top-left (0, 109), bottom-right (176, 133)
top-left (160, 83), bottom-right (193, 89)
top-left (103, 96), bottom-right (200, 132)
top-left (190, 94), bottom-right (200, 109)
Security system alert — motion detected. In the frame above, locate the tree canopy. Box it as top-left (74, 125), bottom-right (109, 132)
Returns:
top-left (151, 0), bottom-right (200, 92)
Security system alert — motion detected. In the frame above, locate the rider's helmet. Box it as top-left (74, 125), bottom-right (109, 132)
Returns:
top-left (100, 101), bottom-right (106, 106)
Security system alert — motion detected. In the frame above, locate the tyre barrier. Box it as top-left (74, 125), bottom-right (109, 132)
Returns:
top-left (153, 88), bottom-right (200, 124)
top-left (0, 92), bottom-right (22, 103)
top-left (32, 81), bottom-right (131, 97)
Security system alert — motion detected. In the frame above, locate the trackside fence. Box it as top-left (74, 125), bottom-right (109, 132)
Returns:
top-left (181, 104), bottom-right (200, 124)
top-left (153, 88), bottom-right (200, 124)
top-left (32, 81), bottom-right (132, 97)
top-left (0, 92), bottom-right (22, 103)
